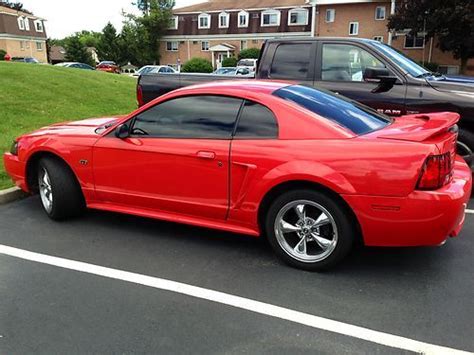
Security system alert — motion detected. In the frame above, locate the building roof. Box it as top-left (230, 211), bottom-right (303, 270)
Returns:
top-left (0, 5), bottom-right (45, 20)
top-left (174, 0), bottom-right (309, 13)
top-left (50, 45), bottom-right (66, 61)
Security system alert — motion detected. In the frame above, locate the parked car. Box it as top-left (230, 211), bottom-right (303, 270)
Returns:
top-left (11, 57), bottom-right (39, 64)
top-left (212, 67), bottom-right (253, 76)
top-left (96, 61), bottom-right (120, 74)
top-left (4, 81), bottom-right (471, 270)
top-left (134, 65), bottom-right (176, 77)
top-left (138, 38), bottom-right (474, 160)
top-left (237, 58), bottom-right (258, 72)
top-left (54, 62), bottom-right (95, 70)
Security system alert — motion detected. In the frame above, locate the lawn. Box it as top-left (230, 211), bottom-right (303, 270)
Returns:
top-left (0, 62), bottom-right (137, 189)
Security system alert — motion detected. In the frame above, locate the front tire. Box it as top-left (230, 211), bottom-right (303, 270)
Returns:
top-left (265, 189), bottom-right (355, 271)
top-left (38, 157), bottom-right (85, 220)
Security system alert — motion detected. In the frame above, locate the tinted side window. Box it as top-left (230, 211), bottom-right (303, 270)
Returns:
top-left (270, 43), bottom-right (312, 80)
top-left (235, 101), bottom-right (278, 139)
top-left (321, 44), bottom-right (386, 82)
top-left (132, 95), bottom-right (243, 139)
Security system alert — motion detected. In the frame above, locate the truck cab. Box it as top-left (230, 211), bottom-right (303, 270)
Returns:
top-left (257, 38), bottom-right (474, 158)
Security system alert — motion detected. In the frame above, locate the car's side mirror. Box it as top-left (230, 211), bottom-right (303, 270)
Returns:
top-left (363, 67), bottom-right (398, 93)
top-left (115, 123), bottom-right (130, 139)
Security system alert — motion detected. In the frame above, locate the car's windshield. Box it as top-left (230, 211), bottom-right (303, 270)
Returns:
top-left (369, 41), bottom-right (430, 78)
top-left (273, 85), bottom-right (391, 135)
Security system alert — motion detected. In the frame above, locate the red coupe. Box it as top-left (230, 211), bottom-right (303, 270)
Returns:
top-left (3, 81), bottom-right (472, 270)
top-left (96, 61), bottom-right (120, 74)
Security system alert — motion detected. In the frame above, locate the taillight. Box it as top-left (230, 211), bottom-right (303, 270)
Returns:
top-left (416, 153), bottom-right (453, 190)
top-left (137, 85), bottom-right (144, 107)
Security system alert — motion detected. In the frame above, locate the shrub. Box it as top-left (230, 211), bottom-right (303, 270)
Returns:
top-left (0, 49), bottom-right (7, 61)
top-left (221, 56), bottom-right (238, 67)
top-left (419, 61), bottom-right (439, 72)
top-left (182, 57), bottom-right (213, 73)
top-left (238, 48), bottom-right (260, 60)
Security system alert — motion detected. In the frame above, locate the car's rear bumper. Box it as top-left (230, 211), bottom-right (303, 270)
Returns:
top-left (3, 153), bottom-right (28, 192)
top-left (343, 157), bottom-right (472, 247)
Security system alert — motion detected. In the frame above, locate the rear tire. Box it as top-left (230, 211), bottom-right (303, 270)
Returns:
top-left (38, 157), bottom-right (85, 220)
top-left (264, 189), bottom-right (355, 271)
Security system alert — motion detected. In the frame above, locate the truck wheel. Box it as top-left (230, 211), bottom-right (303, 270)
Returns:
top-left (38, 157), bottom-right (86, 220)
top-left (457, 129), bottom-right (474, 160)
top-left (264, 189), bottom-right (355, 271)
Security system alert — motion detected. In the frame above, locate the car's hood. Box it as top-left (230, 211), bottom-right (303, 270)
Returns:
top-left (426, 75), bottom-right (474, 94)
top-left (27, 117), bottom-right (122, 137)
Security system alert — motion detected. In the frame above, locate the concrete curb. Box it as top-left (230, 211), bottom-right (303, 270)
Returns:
top-left (0, 187), bottom-right (27, 205)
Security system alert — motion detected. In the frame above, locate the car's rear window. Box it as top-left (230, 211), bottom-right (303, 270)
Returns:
top-left (273, 85), bottom-right (391, 135)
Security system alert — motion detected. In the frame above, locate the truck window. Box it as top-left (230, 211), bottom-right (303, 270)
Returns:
top-left (270, 43), bottom-right (312, 80)
top-left (235, 101), bottom-right (278, 139)
top-left (321, 44), bottom-right (385, 82)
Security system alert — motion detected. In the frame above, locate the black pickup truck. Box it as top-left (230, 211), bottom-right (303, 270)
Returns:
top-left (138, 37), bottom-right (474, 157)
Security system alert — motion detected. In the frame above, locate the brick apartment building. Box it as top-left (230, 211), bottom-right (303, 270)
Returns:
top-left (161, 0), bottom-right (471, 75)
top-left (0, 5), bottom-right (47, 63)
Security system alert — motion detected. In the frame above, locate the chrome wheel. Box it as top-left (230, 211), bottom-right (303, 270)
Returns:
top-left (274, 200), bottom-right (338, 263)
top-left (39, 167), bottom-right (53, 213)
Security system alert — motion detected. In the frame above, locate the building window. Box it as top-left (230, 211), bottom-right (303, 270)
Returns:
top-left (219, 12), bottom-right (229, 28)
top-left (34, 20), bottom-right (44, 32)
top-left (36, 42), bottom-right (43, 51)
top-left (375, 6), bottom-right (386, 20)
top-left (349, 22), bottom-right (359, 36)
top-left (288, 8), bottom-right (308, 26)
top-left (373, 36), bottom-right (384, 42)
top-left (240, 40), bottom-right (248, 50)
top-left (252, 39), bottom-right (259, 44)
top-left (17, 17), bottom-right (25, 30)
top-left (20, 40), bottom-right (25, 50)
top-left (198, 13), bottom-right (211, 29)
top-left (24, 17), bottom-right (30, 31)
top-left (238, 10), bottom-right (249, 28)
top-left (168, 16), bottom-right (178, 30)
top-left (166, 41), bottom-right (178, 51)
top-left (404, 35), bottom-right (424, 48)
top-left (438, 65), bottom-right (459, 75)
top-left (325, 9), bottom-right (335, 23)
top-left (201, 41), bottom-right (209, 51)
top-left (261, 10), bottom-right (280, 27)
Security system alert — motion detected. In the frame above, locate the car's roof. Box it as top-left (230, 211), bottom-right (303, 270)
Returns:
top-left (179, 80), bottom-right (290, 95)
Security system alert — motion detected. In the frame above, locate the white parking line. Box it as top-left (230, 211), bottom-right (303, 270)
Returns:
top-left (0, 244), bottom-right (471, 355)
top-left (466, 209), bottom-right (474, 214)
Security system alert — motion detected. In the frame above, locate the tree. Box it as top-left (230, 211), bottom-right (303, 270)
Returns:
top-left (64, 36), bottom-right (94, 66)
top-left (238, 48), bottom-right (260, 60)
top-left (388, 0), bottom-right (474, 73)
top-left (97, 23), bottom-right (121, 62)
top-left (126, 0), bottom-right (175, 64)
top-left (181, 58), bottom-right (213, 73)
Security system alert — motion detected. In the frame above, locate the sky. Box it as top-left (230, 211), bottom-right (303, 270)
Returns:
top-left (20, 0), bottom-right (203, 39)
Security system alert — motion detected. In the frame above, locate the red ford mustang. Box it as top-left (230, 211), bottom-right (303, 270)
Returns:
top-left (3, 81), bottom-right (472, 270)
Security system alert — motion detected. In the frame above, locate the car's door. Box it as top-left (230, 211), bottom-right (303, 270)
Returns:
top-left (314, 41), bottom-right (407, 117)
top-left (92, 95), bottom-right (243, 220)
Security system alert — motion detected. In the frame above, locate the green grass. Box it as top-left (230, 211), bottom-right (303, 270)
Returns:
top-left (0, 62), bottom-right (137, 189)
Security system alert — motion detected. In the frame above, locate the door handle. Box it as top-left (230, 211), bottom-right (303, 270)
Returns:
top-left (196, 151), bottom-right (216, 160)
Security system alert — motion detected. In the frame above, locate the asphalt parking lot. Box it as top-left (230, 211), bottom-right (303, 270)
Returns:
top-left (0, 197), bottom-right (473, 354)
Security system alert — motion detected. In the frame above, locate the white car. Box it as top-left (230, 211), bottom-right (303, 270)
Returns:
top-left (237, 58), bottom-right (258, 72)
top-left (134, 65), bottom-right (176, 76)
